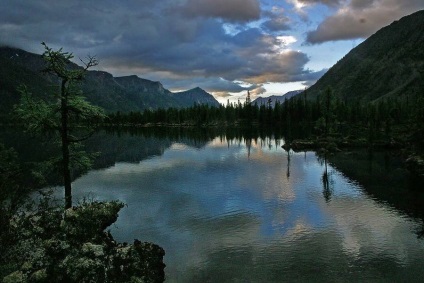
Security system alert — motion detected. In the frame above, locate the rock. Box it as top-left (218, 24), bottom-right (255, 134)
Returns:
top-left (61, 201), bottom-right (124, 242)
top-left (2, 201), bottom-right (165, 282)
top-left (110, 241), bottom-right (166, 282)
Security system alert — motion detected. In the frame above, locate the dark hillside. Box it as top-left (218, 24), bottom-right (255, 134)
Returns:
top-left (0, 47), bottom-right (220, 115)
top-left (306, 10), bottom-right (424, 103)
top-left (0, 48), bottom-right (53, 115)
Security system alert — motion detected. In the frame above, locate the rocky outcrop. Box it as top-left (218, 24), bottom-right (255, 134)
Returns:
top-left (2, 201), bottom-right (165, 283)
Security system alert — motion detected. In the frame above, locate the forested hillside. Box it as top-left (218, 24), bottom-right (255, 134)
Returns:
top-left (305, 10), bottom-right (424, 103)
top-left (0, 47), bottom-right (219, 117)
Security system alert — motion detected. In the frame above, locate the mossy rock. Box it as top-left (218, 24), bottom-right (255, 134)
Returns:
top-left (2, 201), bottom-right (165, 283)
top-left (61, 201), bottom-right (124, 242)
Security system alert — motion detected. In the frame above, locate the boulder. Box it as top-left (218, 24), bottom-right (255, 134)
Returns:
top-left (2, 201), bottom-right (165, 282)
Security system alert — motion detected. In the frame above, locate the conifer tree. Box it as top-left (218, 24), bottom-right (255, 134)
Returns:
top-left (15, 43), bottom-right (104, 208)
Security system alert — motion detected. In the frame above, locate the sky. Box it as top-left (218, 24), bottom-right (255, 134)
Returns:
top-left (1, 0), bottom-right (423, 104)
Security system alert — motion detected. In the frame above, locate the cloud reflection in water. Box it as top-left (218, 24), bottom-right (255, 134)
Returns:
top-left (69, 136), bottom-right (424, 282)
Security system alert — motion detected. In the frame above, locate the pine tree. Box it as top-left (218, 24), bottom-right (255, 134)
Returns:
top-left (15, 43), bottom-right (104, 208)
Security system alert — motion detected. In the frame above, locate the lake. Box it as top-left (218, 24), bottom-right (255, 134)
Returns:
top-left (7, 128), bottom-right (424, 282)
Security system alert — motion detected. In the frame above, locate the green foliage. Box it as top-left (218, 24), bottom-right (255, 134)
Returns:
top-left (0, 144), bottom-right (21, 196)
top-left (14, 85), bottom-right (57, 133)
top-left (14, 43), bottom-right (105, 208)
top-left (61, 200), bottom-right (124, 243)
top-left (0, 144), bottom-right (40, 264)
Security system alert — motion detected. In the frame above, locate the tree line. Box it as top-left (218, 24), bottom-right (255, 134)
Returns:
top-left (106, 88), bottom-right (424, 148)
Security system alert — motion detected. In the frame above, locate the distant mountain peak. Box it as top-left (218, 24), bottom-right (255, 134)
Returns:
top-left (173, 87), bottom-right (220, 107)
top-left (0, 46), bottom-right (220, 113)
top-left (252, 90), bottom-right (303, 106)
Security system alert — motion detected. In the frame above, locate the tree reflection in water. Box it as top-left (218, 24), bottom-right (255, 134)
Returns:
top-left (320, 152), bottom-right (333, 203)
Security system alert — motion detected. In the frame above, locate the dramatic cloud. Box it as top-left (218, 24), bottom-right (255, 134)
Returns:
top-left (287, 0), bottom-right (341, 17)
top-left (0, 0), bottom-right (319, 96)
top-left (1, 0), bottom-right (422, 98)
top-left (261, 8), bottom-right (292, 32)
top-left (249, 86), bottom-right (267, 96)
top-left (297, 0), bottom-right (341, 6)
top-left (160, 77), bottom-right (260, 94)
top-left (181, 0), bottom-right (261, 22)
top-left (349, 0), bottom-right (374, 9)
top-left (262, 16), bottom-right (291, 32)
top-left (306, 0), bottom-right (424, 44)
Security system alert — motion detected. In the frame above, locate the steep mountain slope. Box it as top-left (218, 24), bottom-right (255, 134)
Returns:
top-left (112, 75), bottom-right (181, 110)
top-left (0, 47), bottom-right (219, 114)
top-left (305, 10), bottom-right (424, 102)
top-left (0, 48), bottom-right (57, 114)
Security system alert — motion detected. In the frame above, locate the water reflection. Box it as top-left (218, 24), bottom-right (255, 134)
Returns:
top-left (63, 131), bottom-right (424, 282)
top-left (3, 127), bottom-right (424, 282)
top-left (320, 153), bottom-right (333, 203)
top-left (285, 148), bottom-right (291, 180)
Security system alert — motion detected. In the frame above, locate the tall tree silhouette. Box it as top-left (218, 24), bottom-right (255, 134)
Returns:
top-left (15, 43), bottom-right (104, 208)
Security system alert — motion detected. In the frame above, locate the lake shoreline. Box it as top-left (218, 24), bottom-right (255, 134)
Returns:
top-left (99, 123), bottom-right (424, 180)
top-left (282, 136), bottom-right (424, 180)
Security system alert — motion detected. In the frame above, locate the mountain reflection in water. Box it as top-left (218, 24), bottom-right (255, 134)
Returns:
top-left (5, 128), bottom-right (423, 282)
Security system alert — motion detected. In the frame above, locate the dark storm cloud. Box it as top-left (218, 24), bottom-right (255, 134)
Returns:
top-left (0, 0), bottom-right (318, 94)
top-left (305, 0), bottom-right (424, 44)
top-left (349, 0), bottom-right (374, 9)
top-left (261, 11), bottom-right (292, 32)
top-left (103, 23), bottom-right (316, 87)
top-left (229, 50), bottom-right (311, 83)
top-left (297, 0), bottom-right (341, 6)
top-left (181, 0), bottom-right (261, 22)
top-left (0, 0), bottom-right (160, 51)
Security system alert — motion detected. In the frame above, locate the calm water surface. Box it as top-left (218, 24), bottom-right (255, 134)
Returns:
top-left (64, 133), bottom-right (424, 282)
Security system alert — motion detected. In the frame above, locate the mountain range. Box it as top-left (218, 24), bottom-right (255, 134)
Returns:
top-left (0, 47), bottom-right (220, 115)
top-left (304, 10), bottom-right (424, 103)
top-left (1, 9), bottom-right (424, 117)
top-left (252, 90), bottom-right (303, 106)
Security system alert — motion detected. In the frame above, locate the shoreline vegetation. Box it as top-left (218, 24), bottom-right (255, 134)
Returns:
top-left (4, 96), bottom-right (423, 177)
top-left (97, 90), bottom-right (424, 179)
